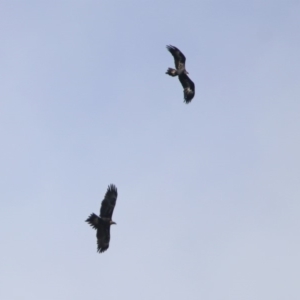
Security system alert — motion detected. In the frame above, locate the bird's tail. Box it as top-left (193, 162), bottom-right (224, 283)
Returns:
top-left (85, 213), bottom-right (100, 230)
top-left (166, 68), bottom-right (178, 77)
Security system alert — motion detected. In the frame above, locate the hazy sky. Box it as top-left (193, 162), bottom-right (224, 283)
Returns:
top-left (1, 1), bottom-right (300, 299)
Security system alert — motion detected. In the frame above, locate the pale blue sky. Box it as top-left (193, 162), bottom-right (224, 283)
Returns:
top-left (1, 1), bottom-right (300, 299)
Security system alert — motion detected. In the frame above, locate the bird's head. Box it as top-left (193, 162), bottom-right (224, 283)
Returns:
top-left (110, 220), bottom-right (117, 225)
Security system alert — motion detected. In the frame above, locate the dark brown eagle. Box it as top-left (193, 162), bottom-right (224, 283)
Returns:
top-left (86, 184), bottom-right (118, 253)
top-left (166, 45), bottom-right (195, 103)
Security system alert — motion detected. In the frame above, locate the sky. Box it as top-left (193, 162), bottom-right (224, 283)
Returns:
top-left (0, 1), bottom-right (300, 299)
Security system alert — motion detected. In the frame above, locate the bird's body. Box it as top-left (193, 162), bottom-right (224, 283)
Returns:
top-left (165, 45), bottom-right (195, 103)
top-left (86, 184), bottom-right (118, 253)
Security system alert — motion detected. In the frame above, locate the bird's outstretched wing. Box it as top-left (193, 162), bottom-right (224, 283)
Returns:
top-left (96, 221), bottom-right (111, 253)
top-left (100, 184), bottom-right (118, 219)
top-left (179, 73), bottom-right (195, 103)
top-left (166, 45), bottom-right (186, 70)
top-left (85, 213), bottom-right (100, 230)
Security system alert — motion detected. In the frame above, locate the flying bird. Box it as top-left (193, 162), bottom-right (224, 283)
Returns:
top-left (166, 45), bottom-right (195, 103)
top-left (86, 184), bottom-right (118, 253)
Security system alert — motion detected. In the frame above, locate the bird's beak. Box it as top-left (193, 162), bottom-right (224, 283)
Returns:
top-left (111, 221), bottom-right (117, 225)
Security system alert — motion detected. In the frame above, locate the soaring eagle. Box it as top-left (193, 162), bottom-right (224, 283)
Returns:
top-left (166, 45), bottom-right (195, 103)
top-left (86, 184), bottom-right (118, 253)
